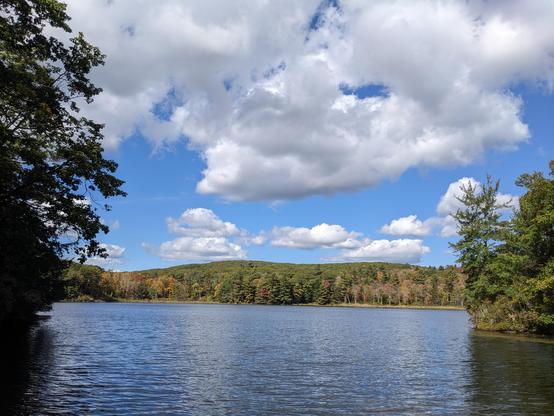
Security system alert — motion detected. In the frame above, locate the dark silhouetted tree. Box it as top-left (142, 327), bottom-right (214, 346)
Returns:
top-left (0, 0), bottom-right (125, 325)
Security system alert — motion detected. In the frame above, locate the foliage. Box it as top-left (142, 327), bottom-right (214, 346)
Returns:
top-left (0, 0), bottom-right (125, 326)
top-left (62, 260), bottom-right (466, 308)
top-left (449, 176), bottom-right (511, 305)
top-left (451, 161), bottom-right (554, 334)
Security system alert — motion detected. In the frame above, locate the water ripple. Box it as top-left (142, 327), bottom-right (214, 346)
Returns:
top-left (2, 303), bottom-right (554, 415)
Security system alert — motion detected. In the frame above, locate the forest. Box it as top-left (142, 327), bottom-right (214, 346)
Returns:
top-left (62, 261), bottom-right (466, 307)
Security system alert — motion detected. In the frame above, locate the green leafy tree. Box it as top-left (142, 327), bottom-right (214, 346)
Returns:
top-left (62, 262), bottom-right (103, 300)
top-left (513, 161), bottom-right (554, 332)
top-left (0, 0), bottom-right (125, 325)
top-left (451, 163), bottom-right (554, 333)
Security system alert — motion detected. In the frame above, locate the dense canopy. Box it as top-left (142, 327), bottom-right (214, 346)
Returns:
top-left (0, 0), bottom-right (124, 326)
top-left (62, 260), bottom-right (466, 308)
top-left (451, 161), bottom-right (554, 334)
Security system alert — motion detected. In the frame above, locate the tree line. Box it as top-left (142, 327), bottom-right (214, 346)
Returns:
top-left (63, 261), bottom-right (466, 307)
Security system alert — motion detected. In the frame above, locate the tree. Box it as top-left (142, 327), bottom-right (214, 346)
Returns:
top-left (0, 1), bottom-right (125, 326)
top-left (513, 161), bottom-right (554, 332)
top-left (450, 163), bottom-right (554, 333)
top-left (62, 262), bottom-right (103, 300)
top-left (317, 279), bottom-right (332, 305)
top-left (449, 177), bottom-right (510, 308)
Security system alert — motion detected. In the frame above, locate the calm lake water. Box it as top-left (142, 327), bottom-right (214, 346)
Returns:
top-left (3, 303), bottom-right (554, 415)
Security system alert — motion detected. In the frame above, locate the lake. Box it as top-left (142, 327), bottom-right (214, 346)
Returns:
top-left (3, 303), bottom-right (554, 415)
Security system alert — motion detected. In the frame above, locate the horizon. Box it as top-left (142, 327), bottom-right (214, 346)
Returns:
top-left (59, 0), bottom-right (554, 271)
top-left (96, 258), bottom-right (460, 274)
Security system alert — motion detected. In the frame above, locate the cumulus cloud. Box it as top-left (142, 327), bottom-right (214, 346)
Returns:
top-left (239, 232), bottom-right (267, 246)
top-left (381, 177), bottom-right (519, 238)
top-left (436, 177), bottom-right (518, 236)
top-left (150, 238), bottom-right (245, 262)
top-left (271, 223), bottom-right (361, 249)
top-left (339, 239), bottom-right (430, 264)
top-left (438, 215), bottom-right (459, 238)
top-left (380, 215), bottom-right (433, 236)
top-left (270, 223), bottom-right (429, 263)
top-left (166, 208), bottom-right (241, 238)
top-left (147, 208), bottom-right (254, 261)
top-left (87, 243), bottom-right (126, 266)
top-left (149, 213), bottom-right (431, 263)
top-left (436, 177), bottom-right (480, 216)
top-left (60, 0), bottom-right (554, 201)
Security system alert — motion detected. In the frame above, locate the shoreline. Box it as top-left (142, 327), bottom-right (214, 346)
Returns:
top-left (473, 329), bottom-right (554, 344)
top-left (60, 298), bottom-right (465, 311)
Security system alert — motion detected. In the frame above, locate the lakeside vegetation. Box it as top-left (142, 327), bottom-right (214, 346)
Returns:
top-left (62, 261), bottom-right (466, 308)
top-left (451, 161), bottom-right (554, 335)
top-left (0, 1), bottom-right (124, 327)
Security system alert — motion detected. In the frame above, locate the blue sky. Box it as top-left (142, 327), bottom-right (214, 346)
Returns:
top-left (67, 0), bottom-right (554, 270)
top-left (96, 83), bottom-right (552, 271)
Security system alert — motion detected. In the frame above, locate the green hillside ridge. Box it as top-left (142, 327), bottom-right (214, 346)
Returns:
top-left (63, 260), bottom-right (465, 308)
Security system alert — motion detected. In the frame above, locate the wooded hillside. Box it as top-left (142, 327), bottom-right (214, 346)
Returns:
top-left (63, 260), bottom-right (465, 307)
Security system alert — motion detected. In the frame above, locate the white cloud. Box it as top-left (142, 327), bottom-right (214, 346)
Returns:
top-left (495, 192), bottom-right (520, 211)
top-left (436, 177), bottom-right (481, 216)
top-left (339, 239), bottom-right (430, 263)
top-left (435, 177), bottom-right (518, 236)
top-left (271, 223), bottom-right (361, 249)
top-left (61, 0), bottom-right (554, 201)
top-left (147, 208), bottom-right (250, 261)
top-left (87, 243), bottom-right (126, 266)
top-left (148, 210), bottom-right (430, 264)
top-left (166, 208), bottom-right (241, 238)
top-left (269, 222), bottom-right (429, 263)
top-left (380, 215), bottom-right (433, 236)
top-left (101, 243), bottom-right (125, 258)
top-left (438, 215), bottom-right (458, 238)
top-left (239, 232), bottom-right (267, 246)
top-left (150, 238), bottom-right (245, 261)
top-left (437, 175), bottom-right (518, 214)
top-left (381, 176), bottom-right (519, 238)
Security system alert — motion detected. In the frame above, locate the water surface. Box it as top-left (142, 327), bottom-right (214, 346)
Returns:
top-left (3, 303), bottom-right (554, 415)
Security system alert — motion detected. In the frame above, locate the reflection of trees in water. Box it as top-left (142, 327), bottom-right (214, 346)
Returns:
top-left (4, 313), bottom-right (554, 415)
top-left (0, 316), bottom-right (56, 414)
top-left (468, 333), bottom-right (554, 415)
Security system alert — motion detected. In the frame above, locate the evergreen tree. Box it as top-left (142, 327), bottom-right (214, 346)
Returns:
top-left (451, 163), bottom-right (554, 333)
top-left (449, 177), bottom-right (510, 308)
top-left (514, 161), bottom-right (554, 332)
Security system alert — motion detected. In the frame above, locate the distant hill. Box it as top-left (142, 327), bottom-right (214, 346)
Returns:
top-left (62, 260), bottom-right (465, 307)
top-left (140, 260), bottom-right (414, 277)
